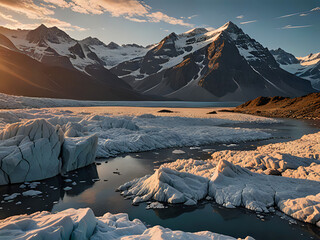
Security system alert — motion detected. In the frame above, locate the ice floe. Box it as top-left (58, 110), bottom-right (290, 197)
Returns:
top-left (119, 132), bottom-right (320, 226)
top-left (0, 208), bottom-right (254, 240)
top-left (118, 167), bottom-right (208, 205)
top-left (211, 132), bottom-right (320, 180)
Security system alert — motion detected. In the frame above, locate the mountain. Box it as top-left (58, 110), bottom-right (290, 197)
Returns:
top-left (0, 35), bottom-right (145, 100)
top-left (0, 24), bottom-right (148, 72)
top-left (269, 48), bottom-right (300, 65)
top-left (111, 22), bottom-right (316, 101)
top-left (271, 48), bottom-right (320, 90)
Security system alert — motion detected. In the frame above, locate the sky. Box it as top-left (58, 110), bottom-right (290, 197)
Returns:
top-left (0, 0), bottom-right (319, 56)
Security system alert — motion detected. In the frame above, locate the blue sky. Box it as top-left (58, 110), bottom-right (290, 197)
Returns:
top-left (0, 0), bottom-right (319, 56)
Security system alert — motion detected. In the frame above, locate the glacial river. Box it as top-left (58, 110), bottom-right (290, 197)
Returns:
top-left (0, 117), bottom-right (319, 240)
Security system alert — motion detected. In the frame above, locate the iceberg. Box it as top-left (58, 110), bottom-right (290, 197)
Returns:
top-left (0, 119), bottom-right (98, 185)
top-left (0, 208), bottom-right (254, 240)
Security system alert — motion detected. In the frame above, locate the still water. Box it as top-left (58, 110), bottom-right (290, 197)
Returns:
top-left (0, 118), bottom-right (319, 240)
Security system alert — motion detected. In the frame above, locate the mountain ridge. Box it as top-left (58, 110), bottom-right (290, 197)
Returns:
top-left (111, 21), bottom-right (316, 101)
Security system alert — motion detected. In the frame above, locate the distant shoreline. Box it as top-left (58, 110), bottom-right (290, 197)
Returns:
top-left (234, 93), bottom-right (320, 120)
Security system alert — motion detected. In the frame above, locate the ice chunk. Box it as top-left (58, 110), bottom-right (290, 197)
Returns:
top-left (0, 208), bottom-right (252, 240)
top-left (118, 167), bottom-right (208, 205)
top-left (209, 160), bottom-right (320, 225)
top-left (22, 190), bottom-right (42, 196)
top-left (0, 119), bottom-right (63, 185)
top-left (0, 119), bottom-right (99, 185)
top-left (172, 149), bottom-right (185, 154)
top-left (61, 134), bottom-right (98, 173)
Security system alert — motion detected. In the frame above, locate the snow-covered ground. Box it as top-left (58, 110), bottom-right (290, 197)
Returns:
top-left (118, 132), bottom-right (320, 227)
top-left (0, 107), bottom-right (275, 161)
top-left (0, 208), bottom-right (254, 240)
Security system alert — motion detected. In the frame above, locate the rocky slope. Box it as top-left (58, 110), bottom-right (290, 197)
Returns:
top-left (235, 93), bottom-right (320, 119)
top-left (0, 31), bottom-right (148, 100)
top-left (111, 22), bottom-right (316, 101)
top-left (271, 48), bottom-right (320, 90)
top-left (0, 25), bottom-right (148, 72)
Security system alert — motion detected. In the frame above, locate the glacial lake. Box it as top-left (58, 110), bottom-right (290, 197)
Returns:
top-left (0, 117), bottom-right (319, 240)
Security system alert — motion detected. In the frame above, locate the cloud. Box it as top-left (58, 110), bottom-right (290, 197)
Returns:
top-left (282, 24), bottom-right (312, 29)
top-left (0, 0), bottom-right (87, 32)
top-left (124, 16), bottom-right (147, 23)
top-left (0, 12), bottom-right (19, 23)
top-left (147, 11), bottom-right (194, 27)
top-left (278, 6), bottom-right (320, 18)
top-left (0, 0), bottom-right (194, 30)
top-left (187, 14), bottom-right (198, 20)
top-left (236, 15), bottom-right (244, 19)
top-left (66, 0), bottom-right (150, 16)
top-left (240, 20), bottom-right (257, 24)
top-left (0, 0), bottom-right (54, 19)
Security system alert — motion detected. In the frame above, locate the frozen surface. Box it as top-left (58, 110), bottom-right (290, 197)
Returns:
top-left (211, 132), bottom-right (320, 180)
top-left (0, 119), bottom-right (98, 185)
top-left (210, 160), bottom-right (320, 226)
top-left (0, 108), bottom-right (274, 160)
top-left (0, 208), bottom-right (253, 240)
top-left (118, 167), bottom-right (209, 205)
top-left (119, 132), bottom-right (320, 226)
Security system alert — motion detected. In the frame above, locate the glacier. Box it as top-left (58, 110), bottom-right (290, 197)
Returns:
top-left (0, 208), bottom-right (254, 240)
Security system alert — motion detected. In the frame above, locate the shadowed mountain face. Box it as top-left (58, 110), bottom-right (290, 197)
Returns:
top-left (271, 48), bottom-right (320, 90)
top-left (0, 26), bottom-right (150, 100)
top-left (111, 22), bottom-right (316, 101)
top-left (0, 45), bottom-right (145, 100)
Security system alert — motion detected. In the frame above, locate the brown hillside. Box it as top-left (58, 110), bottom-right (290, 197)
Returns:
top-left (235, 93), bottom-right (320, 119)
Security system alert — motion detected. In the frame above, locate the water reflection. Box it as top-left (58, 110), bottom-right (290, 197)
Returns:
top-left (0, 164), bottom-right (98, 219)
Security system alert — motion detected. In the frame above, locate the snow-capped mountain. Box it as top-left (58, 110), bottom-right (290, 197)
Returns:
top-left (0, 29), bottom-right (147, 101)
top-left (271, 48), bottom-right (320, 90)
top-left (111, 22), bottom-right (316, 101)
top-left (0, 24), bottom-right (148, 72)
top-left (80, 39), bottom-right (149, 68)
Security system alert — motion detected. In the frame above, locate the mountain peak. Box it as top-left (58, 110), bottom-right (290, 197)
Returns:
top-left (27, 24), bottom-right (73, 44)
top-left (106, 41), bottom-right (120, 49)
top-left (222, 21), bottom-right (240, 31)
top-left (36, 24), bottom-right (48, 30)
top-left (81, 36), bottom-right (106, 47)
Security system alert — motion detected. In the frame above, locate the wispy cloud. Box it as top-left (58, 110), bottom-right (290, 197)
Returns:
top-left (0, 0), bottom-right (54, 19)
top-left (0, 12), bottom-right (19, 23)
top-left (147, 11), bottom-right (193, 27)
top-left (311, 7), bottom-right (320, 11)
top-left (278, 6), bottom-right (320, 18)
top-left (124, 16), bottom-right (147, 23)
top-left (187, 14), bottom-right (198, 20)
top-left (236, 15), bottom-right (244, 19)
top-left (0, 0), bottom-right (88, 31)
top-left (240, 20), bottom-right (257, 25)
top-left (281, 24), bottom-right (312, 29)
